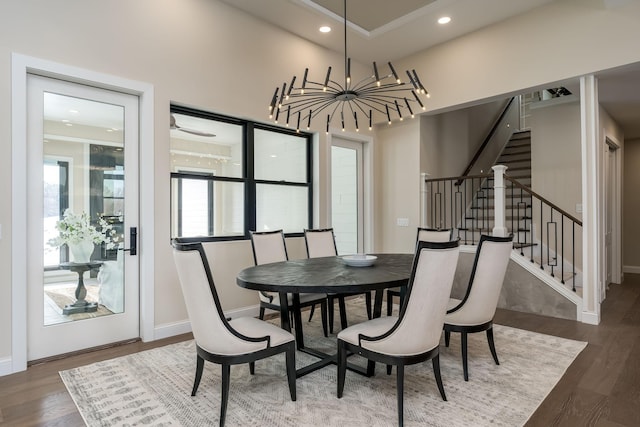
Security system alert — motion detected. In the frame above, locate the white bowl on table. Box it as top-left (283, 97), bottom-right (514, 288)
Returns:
top-left (341, 254), bottom-right (377, 267)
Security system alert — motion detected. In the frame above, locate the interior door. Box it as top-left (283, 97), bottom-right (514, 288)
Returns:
top-left (331, 137), bottom-right (364, 255)
top-left (27, 74), bottom-right (140, 361)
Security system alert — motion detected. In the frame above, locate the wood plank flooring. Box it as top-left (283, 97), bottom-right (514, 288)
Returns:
top-left (2, 275), bottom-right (640, 426)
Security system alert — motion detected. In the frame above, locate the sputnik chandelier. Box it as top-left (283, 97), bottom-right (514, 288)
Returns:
top-left (268, 0), bottom-right (430, 133)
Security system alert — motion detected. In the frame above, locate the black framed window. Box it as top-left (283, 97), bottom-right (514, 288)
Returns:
top-left (170, 105), bottom-right (313, 241)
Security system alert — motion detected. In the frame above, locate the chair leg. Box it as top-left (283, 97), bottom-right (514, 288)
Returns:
top-left (366, 359), bottom-right (376, 376)
top-left (338, 296), bottom-right (348, 331)
top-left (461, 332), bottom-right (469, 381)
top-left (386, 364), bottom-right (392, 375)
top-left (396, 364), bottom-right (405, 427)
top-left (285, 343), bottom-right (297, 401)
top-left (386, 293), bottom-right (393, 316)
top-left (258, 307), bottom-right (265, 320)
top-left (365, 291), bottom-right (372, 320)
top-left (337, 341), bottom-right (347, 398)
top-left (191, 355), bottom-right (205, 396)
top-left (432, 354), bottom-right (447, 401)
top-left (321, 300), bottom-right (328, 337)
top-left (220, 364), bottom-right (231, 427)
top-left (487, 327), bottom-right (500, 365)
top-left (308, 303), bottom-right (316, 322)
top-left (328, 296), bottom-right (335, 334)
top-left (444, 330), bottom-right (451, 347)
top-left (249, 361), bottom-right (255, 375)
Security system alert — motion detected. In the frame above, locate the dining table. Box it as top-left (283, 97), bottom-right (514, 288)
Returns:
top-left (236, 253), bottom-right (413, 377)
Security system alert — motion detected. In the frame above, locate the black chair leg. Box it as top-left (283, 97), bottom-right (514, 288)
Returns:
top-left (191, 355), bottom-right (205, 396)
top-left (461, 332), bottom-right (469, 381)
top-left (337, 342), bottom-right (347, 398)
top-left (328, 296), bottom-right (335, 334)
top-left (487, 327), bottom-right (500, 365)
top-left (365, 292), bottom-right (372, 319)
top-left (321, 300), bottom-right (328, 337)
top-left (308, 303), bottom-right (316, 322)
top-left (338, 296), bottom-right (348, 331)
top-left (386, 364), bottom-right (392, 375)
top-left (220, 364), bottom-right (231, 427)
top-left (432, 354), bottom-right (447, 401)
top-left (366, 359), bottom-right (376, 376)
top-left (444, 330), bottom-right (451, 347)
top-left (396, 364), bottom-right (405, 427)
top-left (285, 343), bottom-right (297, 401)
top-left (258, 307), bottom-right (265, 320)
top-left (387, 293), bottom-right (393, 316)
top-left (249, 361), bottom-right (255, 375)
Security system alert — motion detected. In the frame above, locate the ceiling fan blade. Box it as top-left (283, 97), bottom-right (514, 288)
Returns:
top-left (170, 114), bottom-right (216, 137)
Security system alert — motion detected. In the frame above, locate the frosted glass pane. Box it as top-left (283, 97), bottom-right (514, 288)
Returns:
top-left (254, 129), bottom-right (306, 182)
top-left (256, 184), bottom-right (308, 233)
top-left (331, 146), bottom-right (358, 255)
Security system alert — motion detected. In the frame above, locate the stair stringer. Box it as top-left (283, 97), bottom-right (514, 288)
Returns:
top-left (507, 248), bottom-right (583, 321)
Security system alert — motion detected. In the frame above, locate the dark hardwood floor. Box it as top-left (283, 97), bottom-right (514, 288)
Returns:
top-left (2, 275), bottom-right (640, 426)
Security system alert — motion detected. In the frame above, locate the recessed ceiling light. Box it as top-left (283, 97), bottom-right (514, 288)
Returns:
top-left (438, 16), bottom-right (451, 25)
top-left (69, 109), bottom-right (79, 114)
top-left (319, 26), bottom-right (331, 33)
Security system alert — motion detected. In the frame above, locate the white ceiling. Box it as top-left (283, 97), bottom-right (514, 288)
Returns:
top-left (221, 0), bottom-right (640, 139)
top-left (220, 0), bottom-right (559, 63)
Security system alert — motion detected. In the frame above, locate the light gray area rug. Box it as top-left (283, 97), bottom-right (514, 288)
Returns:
top-left (60, 299), bottom-right (586, 426)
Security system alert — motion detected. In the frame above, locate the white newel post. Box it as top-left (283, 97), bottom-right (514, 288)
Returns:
top-left (420, 172), bottom-right (428, 227)
top-left (492, 165), bottom-right (508, 237)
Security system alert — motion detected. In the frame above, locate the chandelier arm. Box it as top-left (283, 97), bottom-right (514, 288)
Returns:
top-left (268, 0), bottom-right (428, 130)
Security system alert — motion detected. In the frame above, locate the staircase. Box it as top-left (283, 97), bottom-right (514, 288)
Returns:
top-left (457, 129), bottom-right (581, 293)
top-left (460, 130), bottom-right (533, 244)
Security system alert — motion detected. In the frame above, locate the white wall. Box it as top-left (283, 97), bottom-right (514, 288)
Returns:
top-left (3, 0), bottom-right (640, 365)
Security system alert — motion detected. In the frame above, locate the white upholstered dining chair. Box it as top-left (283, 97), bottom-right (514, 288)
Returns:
top-left (337, 240), bottom-right (460, 427)
top-left (386, 227), bottom-right (454, 316)
top-left (250, 229), bottom-right (328, 337)
top-left (444, 234), bottom-right (513, 381)
top-left (304, 228), bottom-right (372, 334)
top-left (172, 241), bottom-right (296, 427)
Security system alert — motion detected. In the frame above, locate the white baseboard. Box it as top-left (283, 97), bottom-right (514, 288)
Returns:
top-left (0, 357), bottom-right (13, 377)
top-left (623, 265), bottom-right (640, 274)
top-left (581, 310), bottom-right (600, 325)
top-left (152, 305), bottom-right (262, 341)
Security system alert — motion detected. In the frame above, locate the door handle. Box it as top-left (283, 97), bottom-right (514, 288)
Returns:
top-left (120, 227), bottom-right (137, 256)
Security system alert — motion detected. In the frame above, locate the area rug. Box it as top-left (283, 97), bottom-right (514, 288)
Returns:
top-left (45, 284), bottom-right (113, 320)
top-left (60, 298), bottom-right (586, 426)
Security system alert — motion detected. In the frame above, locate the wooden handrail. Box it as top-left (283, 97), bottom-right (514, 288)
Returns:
top-left (456, 97), bottom-right (515, 185)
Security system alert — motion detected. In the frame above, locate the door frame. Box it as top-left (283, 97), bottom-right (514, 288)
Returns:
top-left (11, 53), bottom-right (155, 373)
top-left (604, 135), bottom-right (622, 289)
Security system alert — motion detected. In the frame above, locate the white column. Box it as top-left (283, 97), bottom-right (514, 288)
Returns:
top-left (420, 172), bottom-right (428, 227)
top-left (580, 75), bottom-right (601, 325)
top-left (492, 165), bottom-right (508, 237)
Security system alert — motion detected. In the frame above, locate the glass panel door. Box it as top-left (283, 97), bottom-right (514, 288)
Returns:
top-left (27, 75), bottom-right (139, 361)
top-left (331, 138), bottom-right (364, 255)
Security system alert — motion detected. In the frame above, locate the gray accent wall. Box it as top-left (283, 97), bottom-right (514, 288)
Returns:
top-left (452, 252), bottom-right (578, 321)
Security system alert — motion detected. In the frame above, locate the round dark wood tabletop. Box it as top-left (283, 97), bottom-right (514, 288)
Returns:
top-left (236, 253), bottom-right (413, 294)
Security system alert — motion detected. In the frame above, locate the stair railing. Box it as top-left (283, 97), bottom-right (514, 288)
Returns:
top-left (421, 166), bottom-right (582, 291)
top-left (504, 175), bottom-right (582, 291)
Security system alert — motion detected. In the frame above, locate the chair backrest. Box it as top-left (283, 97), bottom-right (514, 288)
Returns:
top-left (172, 242), bottom-right (267, 355)
top-left (362, 240), bottom-right (460, 355)
top-left (447, 234), bottom-right (513, 324)
top-left (304, 228), bottom-right (338, 258)
top-left (250, 230), bottom-right (288, 265)
top-left (416, 227), bottom-right (453, 243)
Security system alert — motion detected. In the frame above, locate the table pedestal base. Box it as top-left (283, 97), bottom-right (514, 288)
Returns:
top-left (63, 300), bottom-right (98, 315)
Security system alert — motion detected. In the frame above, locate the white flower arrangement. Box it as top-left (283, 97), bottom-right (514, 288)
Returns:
top-left (48, 209), bottom-right (118, 249)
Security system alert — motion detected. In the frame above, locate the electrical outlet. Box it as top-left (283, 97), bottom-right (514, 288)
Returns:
top-left (397, 218), bottom-right (409, 227)
top-left (576, 204), bottom-right (583, 213)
